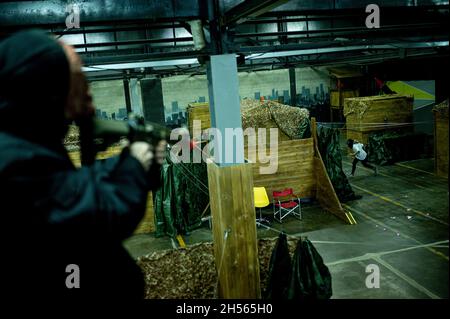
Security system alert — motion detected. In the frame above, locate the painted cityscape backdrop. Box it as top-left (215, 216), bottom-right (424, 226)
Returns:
top-left (91, 67), bottom-right (331, 126)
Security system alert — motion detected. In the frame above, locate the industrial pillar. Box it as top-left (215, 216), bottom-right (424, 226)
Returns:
top-left (123, 78), bottom-right (132, 114)
top-left (289, 67), bottom-right (297, 106)
top-left (206, 54), bottom-right (244, 166)
top-left (206, 54), bottom-right (261, 299)
top-left (129, 78), bottom-right (144, 116)
top-left (140, 78), bottom-right (165, 125)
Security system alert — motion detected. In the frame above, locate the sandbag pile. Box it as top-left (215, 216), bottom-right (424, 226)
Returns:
top-left (241, 99), bottom-right (310, 139)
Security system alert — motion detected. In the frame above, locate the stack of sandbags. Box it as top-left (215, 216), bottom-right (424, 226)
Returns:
top-left (241, 99), bottom-right (310, 139)
top-left (268, 101), bottom-right (309, 138)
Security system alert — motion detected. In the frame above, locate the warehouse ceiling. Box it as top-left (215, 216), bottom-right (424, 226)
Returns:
top-left (0, 0), bottom-right (448, 80)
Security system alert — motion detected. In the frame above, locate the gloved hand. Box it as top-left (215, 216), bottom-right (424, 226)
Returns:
top-left (129, 140), bottom-right (167, 172)
top-left (130, 142), bottom-right (154, 172)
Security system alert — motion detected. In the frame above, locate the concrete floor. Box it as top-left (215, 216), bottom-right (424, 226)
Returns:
top-left (124, 155), bottom-right (449, 299)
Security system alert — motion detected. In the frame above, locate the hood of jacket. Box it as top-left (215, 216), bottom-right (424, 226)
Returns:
top-left (0, 29), bottom-right (71, 151)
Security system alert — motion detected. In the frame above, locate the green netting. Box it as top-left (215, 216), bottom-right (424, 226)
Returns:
top-left (298, 118), bottom-right (312, 139)
top-left (172, 161), bottom-right (208, 232)
top-left (154, 158), bottom-right (209, 238)
top-left (367, 131), bottom-right (432, 165)
top-left (317, 125), bottom-right (358, 202)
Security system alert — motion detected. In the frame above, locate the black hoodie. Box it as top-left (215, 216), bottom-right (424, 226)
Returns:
top-left (0, 30), bottom-right (148, 299)
top-left (0, 29), bottom-right (70, 151)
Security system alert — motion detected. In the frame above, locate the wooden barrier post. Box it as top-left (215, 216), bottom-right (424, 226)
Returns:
top-left (205, 54), bottom-right (261, 298)
top-left (433, 102), bottom-right (449, 178)
top-left (207, 160), bottom-right (261, 298)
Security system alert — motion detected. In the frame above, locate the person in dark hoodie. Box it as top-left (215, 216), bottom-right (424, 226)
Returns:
top-left (0, 30), bottom-right (163, 299)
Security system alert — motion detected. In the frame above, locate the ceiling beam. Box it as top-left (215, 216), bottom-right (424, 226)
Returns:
top-left (222, 0), bottom-right (290, 26)
top-left (0, 0), bottom-right (202, 27)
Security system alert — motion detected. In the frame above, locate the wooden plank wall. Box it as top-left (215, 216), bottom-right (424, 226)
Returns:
top-left (187, 103), bottom-right (211, 133)
top-left (246, 138), bottom-right (316, 202)
top-left (330, 89), bottom-right (359, 107)
top-left (67, 147), bottom-right (155, 233)
top-left (207, 161), bottom-right (261, 298)
top-left (346, 129), bottom-right (370, 145)
top-left (344, 94), bottom-right (414, 131)
top-left (311, 118), bottom-right (352, 224)
top-left (187, 104), bottom-right (351, 224)
top-left (344, 94), bottom-right (414, 150)
top-left (434, 109), bottom-right (449, 178)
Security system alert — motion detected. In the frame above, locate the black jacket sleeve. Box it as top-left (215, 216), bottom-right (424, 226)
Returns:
top-left (7, 149), bottom-right (150, 240)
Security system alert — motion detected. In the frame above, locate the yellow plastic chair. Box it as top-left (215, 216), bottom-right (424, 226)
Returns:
top-left (254, 187), bottom-right (270, 226)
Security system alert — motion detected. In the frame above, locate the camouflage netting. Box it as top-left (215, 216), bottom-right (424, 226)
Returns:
top-left (316, 125), bottom-right (358, 202)
top-left (63, 124), bottom-right (122, 152)
top-left (433, 99), bottom-right (449, 117)
top-left (367, 131), bottom-right (432, 166)
top-left (138, 242), bottom-right (216, 299)
top-left (137, 237), bottom-right (298, 299)
top-left (343, 98), bottom-right (371, 119)
top-left (241, 100), bottom-right (311, 139)
top-left (64, 125), bottom-right (80, 151)
top-left (343, 94), bottom-right (409, 120)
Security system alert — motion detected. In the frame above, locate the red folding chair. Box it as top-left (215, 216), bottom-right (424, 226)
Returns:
top-left (272, 188), bottom-right (302, 223)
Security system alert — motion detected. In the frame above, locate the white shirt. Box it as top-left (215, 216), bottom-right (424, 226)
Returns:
top-left (352, 143), bottom-right (367, 161)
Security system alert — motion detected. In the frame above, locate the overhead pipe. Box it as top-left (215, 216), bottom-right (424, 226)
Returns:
top-left (0, 0), bottom-right (203, 26)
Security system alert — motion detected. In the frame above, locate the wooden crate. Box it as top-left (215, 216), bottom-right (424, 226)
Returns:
top-left (330, 89), bottom-right (359, 107)
top-left (187, 103), bottom-right (210, 133)
top-left (433, 101), bottom-right (449, 178)
top-left (344, 94), bottom-right (413, 132)
top-left (346, 128), bottom-right (371, 145)
top-left (344, 94), bottom-right (414, 148)
top-left (345, 126), bottom-right (415, 154)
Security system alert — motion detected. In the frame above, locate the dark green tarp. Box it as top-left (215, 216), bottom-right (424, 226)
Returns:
top-left (265, 233), bottom-right (332, 300)
top-left (317, 125), bottom-right (358, 202)
top-left (287, 238), bottom-right (332, 300)
top-left (264, 233), bottom-right (292, 299)
top-left (154, 159), bottom-right (209, 238)
top-left (367, 131), bottom-right (432, 166)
